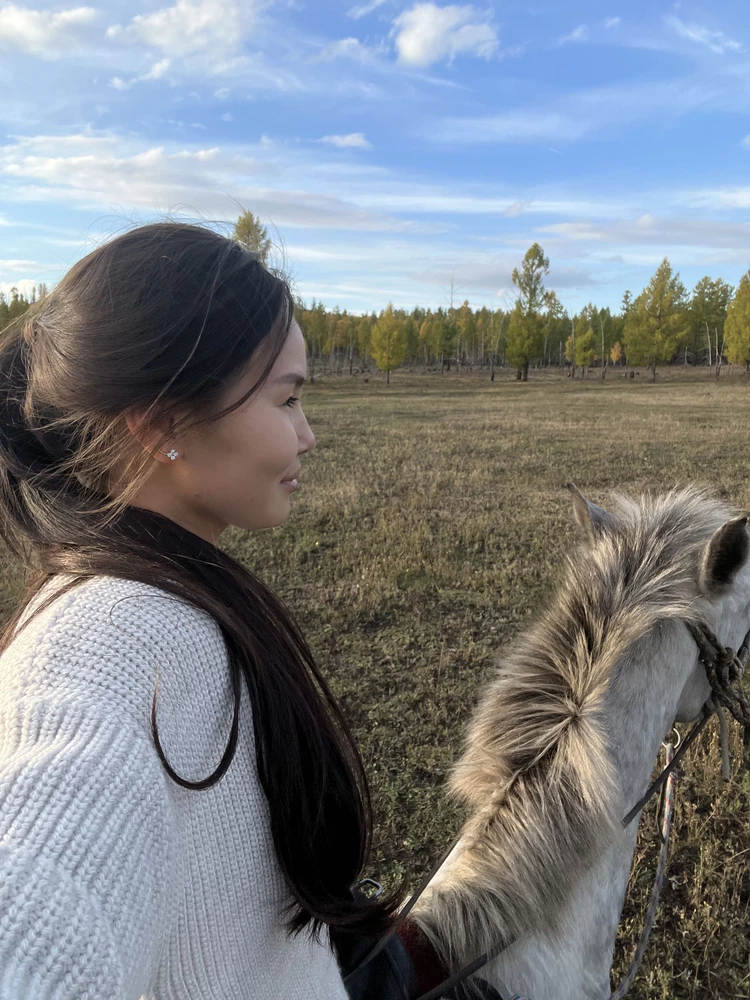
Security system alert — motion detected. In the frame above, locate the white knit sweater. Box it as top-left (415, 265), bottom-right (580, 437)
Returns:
top-left (0, 573), bottom-right (351, 1000)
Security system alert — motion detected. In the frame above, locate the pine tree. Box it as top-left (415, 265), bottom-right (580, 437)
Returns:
top-left (233, 211), bottom-right (272, 266)
top-left (370, 303), bottom-right (407, 385)
top-left (724, 271), bottom-right (750, 373)
top-left (623, 258), bottom-right (690, 381)
top-left (574, 325), bottom-right (596, 377)
top-left (508, 244), bottom-right (550, 380)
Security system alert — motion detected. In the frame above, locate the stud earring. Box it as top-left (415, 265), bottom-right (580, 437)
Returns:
top-left (165, 449), bottom-right (179, 460)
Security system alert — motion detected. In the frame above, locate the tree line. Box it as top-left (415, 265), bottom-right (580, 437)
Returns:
top-left (3, 213), bottom-right (750, 385)
top-left (236, 213), bottom-right (750, 384)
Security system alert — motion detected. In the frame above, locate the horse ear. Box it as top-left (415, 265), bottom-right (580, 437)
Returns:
top-left (700, 516), bottom-right (750, 594)
top-left (566, 483), bottom-right (618, 542)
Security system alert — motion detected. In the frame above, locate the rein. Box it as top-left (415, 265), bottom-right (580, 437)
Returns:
top-left (345, 618), bottom-right (750, 1000)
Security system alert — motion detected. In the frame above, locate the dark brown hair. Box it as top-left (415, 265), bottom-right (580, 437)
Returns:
top-left (0, 220), bottom-right (402, 941)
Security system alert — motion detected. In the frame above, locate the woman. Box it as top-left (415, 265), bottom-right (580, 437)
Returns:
top-left (0, 222), bottom-right (500, 1000)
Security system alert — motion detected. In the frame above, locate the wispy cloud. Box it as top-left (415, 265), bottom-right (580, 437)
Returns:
top-left (316, 36), bottom-right (383, 64)
top-left (664, 15), bottom-right (743, 55)
top-left (346, 0), bottom-right (388, 19)
top-left (353, 190), bottom-right (622, 217)
top-left (319, 132), bottom-right (373, 149)
top-left (391, 2), bottom-right (499, 67)
top-left (110, 57), bottom-right (172, 90)
top-left (538, 215), bottom-right (750, 256)
top-left (0, 3), bottom-right (98, 59)
top-left (674, 186), bottom-right (750, 210)
top-left (432, 110), bottom-right (591, 144)
top-left (105, 0), bottom-right (262, 59)
top-left (0, 258), bottom-right (41, 270)
top-left (558, 24), bottom-right (588, 45)
top-left (0, 130), bottom-right (434, 234)
top-left (603, 17), bottom-right (620, 29)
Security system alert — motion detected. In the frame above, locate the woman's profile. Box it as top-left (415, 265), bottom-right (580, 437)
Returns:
top-left (0, 221), bottom-right (408, 999)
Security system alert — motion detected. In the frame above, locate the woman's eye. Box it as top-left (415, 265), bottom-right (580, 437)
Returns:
top-left (283, 396), bottom-right (300, 408)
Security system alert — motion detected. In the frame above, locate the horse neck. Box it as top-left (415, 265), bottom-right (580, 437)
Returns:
top-left (415, 623), bottom-right (696, 1000)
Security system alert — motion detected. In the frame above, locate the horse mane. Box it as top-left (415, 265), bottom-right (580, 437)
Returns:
top-left (413, 485), bottom-right (736, 966)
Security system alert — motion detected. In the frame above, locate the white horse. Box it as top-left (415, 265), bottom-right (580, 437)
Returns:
top-left (411, 484), bottom-right (750, 1000)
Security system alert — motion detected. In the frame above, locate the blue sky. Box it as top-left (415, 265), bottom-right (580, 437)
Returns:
top-left (2, 0), bottom-right (750, 315)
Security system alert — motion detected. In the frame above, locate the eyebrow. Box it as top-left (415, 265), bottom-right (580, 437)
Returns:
top-left (274, 373), bottom-right (307, 389)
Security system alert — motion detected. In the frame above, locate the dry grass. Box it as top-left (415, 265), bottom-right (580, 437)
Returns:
top-left (2, 364), bottom-right (749, 997)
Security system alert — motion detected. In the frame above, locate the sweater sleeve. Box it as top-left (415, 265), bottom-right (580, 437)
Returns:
top-left (0, 692), bottom-right (177, 1000)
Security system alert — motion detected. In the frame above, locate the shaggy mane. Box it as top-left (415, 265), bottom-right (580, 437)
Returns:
top-left (413, 485), bottom-right (737, 968)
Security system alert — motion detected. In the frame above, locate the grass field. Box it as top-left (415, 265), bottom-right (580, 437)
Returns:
top-left (3, 364), bottom-right (750, 998)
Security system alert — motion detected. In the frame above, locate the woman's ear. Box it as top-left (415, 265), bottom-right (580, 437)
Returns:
top-left (124, 406), bottom-right (175, 464)
top-left (700, 515), bottom-right (750, 595)
top-left (566, 482), bottom-right (618, 543)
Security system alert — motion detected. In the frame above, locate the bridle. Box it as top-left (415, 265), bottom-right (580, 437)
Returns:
top-left (345, 617), bottom-right (750, 1000)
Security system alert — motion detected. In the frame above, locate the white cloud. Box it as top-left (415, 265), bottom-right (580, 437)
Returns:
top-left (354, 190), bottom-right (621, 216)
top-left (0, 258), bottom-right (40, 270)
top-left (504, 200), bottom-right (527, 217)
top-left (109, 58), bottom-right (172, 90)
top-left (433, 110), bottom-right (590, 143)
top-left (346, 0), bottom-right (388, 18)
top-left (0, 3), bottom-right (97, 59)
top-left (558, 24), bottom-right (589, 46)
top-left (0, 130), bottom-right (432, 234)
top-left (537, 215), bottom-right (750, 254)
top-left (675, 186), bottom-right (750, 210)
top-left (143, 57), bottom-right (171, 80)
top-left (603, 17), bottom-right (620, 29)
top-left (319, 133), bottom-right (373, 149)
top-left (317, 36), bottom-right (379, 63)
top-left (221, 111), bottom-right (234, 121)
top-left (664, 16), bottom-right (743, 55)
top-left (214, 87), bottom-right (231, 99)
top-left (106, 0), bottom-right (260, 59)
top-left (391, 3), bottom-right (499, 68)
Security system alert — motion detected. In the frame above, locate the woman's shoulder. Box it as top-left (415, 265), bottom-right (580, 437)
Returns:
top-left (0, 573), bottom-right (232, 741)
top-left (12, 572), bottom-right (219, 637)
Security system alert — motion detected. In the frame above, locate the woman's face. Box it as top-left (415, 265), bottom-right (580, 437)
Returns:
top-left (124, 319), bottom-right (316, 545)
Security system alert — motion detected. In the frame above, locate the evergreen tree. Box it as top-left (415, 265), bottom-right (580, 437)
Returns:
top-left (574, 325), bottom-right (596, 377)
top-left (506, 301), bottom-right (542, 380)
top-left (370, 303), bottom-right (407, 385)
top-left (724, 271), bottom-right (750, 373)
top-left (623, 258), bottom-right (690, 381)
top-left (508, 243), bottom-right (550, 380)
top-left (233, 210), bottom-right (272, 266)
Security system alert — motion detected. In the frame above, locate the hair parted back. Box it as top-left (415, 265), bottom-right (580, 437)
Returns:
top-left (0, 219), bottom-right (403, 940)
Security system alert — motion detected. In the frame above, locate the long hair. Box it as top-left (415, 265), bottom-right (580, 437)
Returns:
top-left (0, 220), bottom-right (403, 940)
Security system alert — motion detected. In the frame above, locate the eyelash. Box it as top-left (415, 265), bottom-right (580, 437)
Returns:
top-left (283, 396), bottom-right (300, 408)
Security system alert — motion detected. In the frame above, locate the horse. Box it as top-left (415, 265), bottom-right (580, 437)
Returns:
top-left (410, 484), bottom-right (750, 1000)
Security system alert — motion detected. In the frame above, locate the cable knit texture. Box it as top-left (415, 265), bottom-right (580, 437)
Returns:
top-left (0, 573), bottom-right (350, 1000)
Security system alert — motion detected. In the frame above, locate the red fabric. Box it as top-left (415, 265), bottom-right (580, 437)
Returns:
top-left (396, 920), bottom-right (450, 994)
